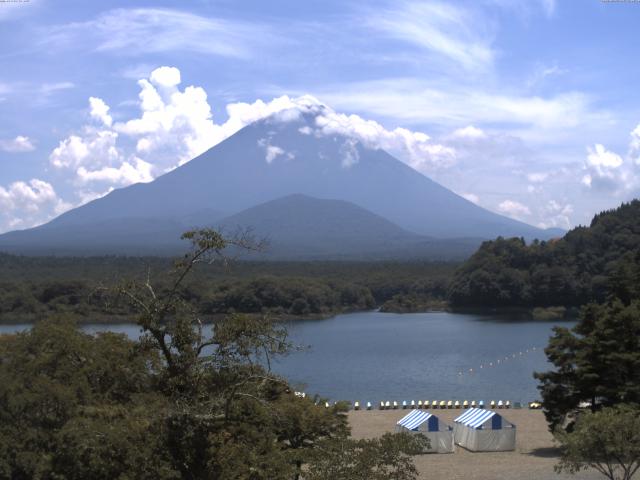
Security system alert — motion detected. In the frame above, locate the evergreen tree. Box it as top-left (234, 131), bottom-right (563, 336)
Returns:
top-left (535, 299), bottom-right (640, 431)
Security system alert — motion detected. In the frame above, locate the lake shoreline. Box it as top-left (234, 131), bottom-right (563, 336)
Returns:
top-left (0, 304), bottom-right (580, 325)
top-left (0, 311), bottom-right (346, 326)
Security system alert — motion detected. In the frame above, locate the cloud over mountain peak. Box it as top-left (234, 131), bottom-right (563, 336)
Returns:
top-left (39, 66), bottom-right (458, 217)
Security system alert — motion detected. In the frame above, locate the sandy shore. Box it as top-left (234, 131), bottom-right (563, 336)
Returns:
top-left (348, 408), bottom-right (605, 480)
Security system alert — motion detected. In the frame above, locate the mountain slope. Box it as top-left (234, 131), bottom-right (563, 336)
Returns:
top-left (0, 209), bottom-right (227, 256)
top-left (0, 107), bottom-right (558, 257)
top-left (217, 194), bottom-right (480, 259)
top-left (448, 200), bottom-right (640, 308)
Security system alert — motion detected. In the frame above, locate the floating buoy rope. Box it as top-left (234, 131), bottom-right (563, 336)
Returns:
top-left (456, 346), bottom-right (542, 377)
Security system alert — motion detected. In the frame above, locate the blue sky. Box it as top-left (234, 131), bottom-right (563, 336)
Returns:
top-left (0, 0), bottom-right (639, 233)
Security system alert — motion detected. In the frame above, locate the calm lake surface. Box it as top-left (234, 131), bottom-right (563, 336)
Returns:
top-left (0, 311), bottom-right (574, 404)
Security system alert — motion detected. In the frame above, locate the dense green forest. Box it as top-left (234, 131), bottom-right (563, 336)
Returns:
top-left (448, 200), bottom-right (640, 308)
top-left (0, 254), bottom-right (455, 322)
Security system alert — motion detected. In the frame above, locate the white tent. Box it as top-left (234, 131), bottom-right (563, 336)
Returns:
top-left (395, 410), bottom-right (454, 453)
top-left (453, 408), bottom-right (516, 452)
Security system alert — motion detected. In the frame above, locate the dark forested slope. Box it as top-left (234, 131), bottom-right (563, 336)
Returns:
top-left (448, 200), bottom-right (640, 308)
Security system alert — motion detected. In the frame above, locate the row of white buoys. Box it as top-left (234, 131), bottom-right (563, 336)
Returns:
top-left (350, 399), bottom-right (521, 411)
top-left (326, 399), bottom-right (534, 411)
top-left (457, 347), bottom-right (541, 377)
top-left (372, 399), bottom-right (514, 410)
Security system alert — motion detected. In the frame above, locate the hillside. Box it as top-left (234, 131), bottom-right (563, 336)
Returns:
top-left (0, 212), bottom-right (225, 256)
top-left (447, 200), bottom-right (640, 308)
top-left (217, 194), bottom-right (480, 260)
top-left (0, 107), bottom-right (558, 258)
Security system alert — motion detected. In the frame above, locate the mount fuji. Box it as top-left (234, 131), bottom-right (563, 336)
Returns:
top-left (0, 102), bottom-right (561, 258)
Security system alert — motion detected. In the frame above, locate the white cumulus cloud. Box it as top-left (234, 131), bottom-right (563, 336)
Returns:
top-left (537, 200), bottom-right (573, 230)
top-left (149, 66), bottom-right (181, 88)
top-left (89, 97), bottom-right (113, 127)
top-left (265, 145), bottom-right (285, 163)
top-left (582, 143), bottom-right (629, 191)
top-left (339, 138), bottom-right (360, 168)
top-left (257, 138), bottom-right (295, 164)
top-left (77, 187), bottom-right (115, 205)
top-left (311, 109), bottom-right (456, 171)
top-left (461, 193), bottom-right (480, 204)
top-left (587, 143), bottom-right (623, 168)
top-left (452, 125), bottom-right (486, 139)
top-left (497, 199), bottom-right (531, 221)
top-left (113, 75), bottom-right (218, 166)
top-left (50, 129), bottom-right (120, 170)
top-left (0, 179), bottom-right (71, 233)
top-left (0, 135), bottom-right (36, 153)
top-left (527, 172), bottom-right (549, 183)
top-left (77, 158), bottom-right (153, 185)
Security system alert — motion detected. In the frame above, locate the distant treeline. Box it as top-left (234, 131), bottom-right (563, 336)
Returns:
top-left (448, 200), bottom-right (640, 308)
top-left (0, 255), bottom-right (456, 322)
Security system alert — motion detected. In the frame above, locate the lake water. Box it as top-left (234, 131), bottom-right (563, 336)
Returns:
top-left (0, 311), bottom-right (574, 404)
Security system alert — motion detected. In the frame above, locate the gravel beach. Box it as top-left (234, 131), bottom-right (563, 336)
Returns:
top-left (348, 408), bottom-right (606, 480)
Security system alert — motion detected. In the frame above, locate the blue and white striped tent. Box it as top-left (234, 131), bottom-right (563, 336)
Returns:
top-left (453, 408), bottom-right (515, 452)
top-left (396, 410), bottom-right (454, 453)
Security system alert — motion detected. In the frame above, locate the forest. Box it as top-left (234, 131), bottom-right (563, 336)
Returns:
top-left (0, 254), bottom-right (455, 323)
top-left (448, 200), bottom-right (640, 309)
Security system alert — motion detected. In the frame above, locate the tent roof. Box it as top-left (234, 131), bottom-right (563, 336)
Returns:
top-left (454, 408), bottom-right (502, 429)
top-left (397, 410), bottom-right (434, 430)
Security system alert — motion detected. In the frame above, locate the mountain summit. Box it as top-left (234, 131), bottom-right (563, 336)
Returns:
top-left (0, 102), bottom-right (559, 257)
